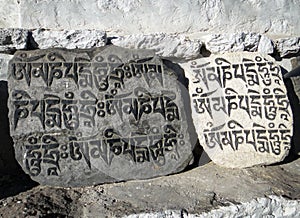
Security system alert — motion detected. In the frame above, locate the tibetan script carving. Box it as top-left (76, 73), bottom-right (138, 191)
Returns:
top-left (8, 46), bottom-right (194, 186)
top-left (181, 52), bottom-right (293, 168)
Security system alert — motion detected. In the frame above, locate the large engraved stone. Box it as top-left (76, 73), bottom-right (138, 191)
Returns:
top-left (8, 46), bottom-right (194, 186)
top-left (181, 53), bottom-right (293, 168)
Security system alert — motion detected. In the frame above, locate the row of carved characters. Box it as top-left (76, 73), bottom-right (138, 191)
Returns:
top-left (15, 52), bottom-right (140, 64)
top-left (192, 87), bottom-right (290, 121)
top-left (203, 120), bottom-right (291, 155)
top-left (12, 88), bottom-right (180, 131)
top-left (191, 56), bottom-right (282, 90)
top-left (24, 125), bottom-right (184, 177)
top-left (11, 57), bottom-right (164, 93)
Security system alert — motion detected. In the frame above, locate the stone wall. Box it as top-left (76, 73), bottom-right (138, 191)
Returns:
top-left (1, 0), bottom-right (300, 36)
top-left (0, 1), bottom-right (299, 217)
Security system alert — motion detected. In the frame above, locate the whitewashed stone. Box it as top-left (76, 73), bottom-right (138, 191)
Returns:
top-left (202, 33), bottom-right (261, 54)
top-left (111, 33), bottom-right (202, 60)
top-left (257, 35), bottom-right (274, 54)
top-left (0, 0), bottom-right (20, 28)
top-left (276, 37), bottom-right (300, 58)
top-left (181, 52), bottom-right (293, 168)
top-left (31, 29), bottom-right (107, 49)
top-left (0, 54), bottom-right (13, 81)
top-left (125, 196), bottom-right (300, 218)
top-left (19, 0), bottom-right (300, 36)
top-left (0, 29), bottom-right (28, 53)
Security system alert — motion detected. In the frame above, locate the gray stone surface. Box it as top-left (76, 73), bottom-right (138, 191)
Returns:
top-left (111, 33), bottom-right (202, 60)
top-left (18, 0), bottom-right (300, 36)
top-left (7, 46), bottom-right (195, 187)
top-left (0, 157), bottom-right (299, 217)
top-left (276, 37), bottom-right (300, 58)
top-left (181, 52), bottom-right (293, 168)
top-left (0, 54), bottom-right (13, 81)
top-left (31, 29), bottom-right (107, 49)
top-left (0, 29), bottom-right (28, 53)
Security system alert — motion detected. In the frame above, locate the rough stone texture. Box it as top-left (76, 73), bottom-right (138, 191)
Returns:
top-left (201, 32), bottom-right (274, 54)
top-left (0, 28), bottom-right (28, 53)
top-left (181, 52), bottom-right (293, 168)
top-left (276, 37), bottom-right (300, 58)
top-left (7, 46), bottom-right (195, 187)
top-left (0, 157), bottom-right (299, 217)
top-left (0, 0), bottom-right (20, 28)
top-left (257, 35), bottom-right (274, 54)
top-left (30, 29), bottom-right (107, 49)
top-left (196, 196), bottom-right (300, 217)
top-left (126, 196), bottom-right (300, 217)
top-left (111, 33), bottom-right (202, 60)
top-left (0, 54), bottom-right (13, 81)
top-left (19, 0), bottom-right (300, 36)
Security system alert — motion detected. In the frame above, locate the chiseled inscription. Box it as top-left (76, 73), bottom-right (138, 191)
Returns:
top-left (8, 47), bottom-right (192, 186)
top-left (183, 53), bottom-right (293, 168)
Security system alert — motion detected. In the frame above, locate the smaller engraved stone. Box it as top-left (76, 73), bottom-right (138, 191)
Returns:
top-left (181, 52), bottom-right (293, 168)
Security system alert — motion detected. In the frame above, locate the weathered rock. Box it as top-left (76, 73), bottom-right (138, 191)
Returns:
top-left (111, 33), bottom-right (202, 60)
top-left (125, 196), bottom-right (300, 218)
top-left (7, 46), bottom-right (195, 186)
top-left (1, 156), bottom-right (299, 217)
top-left (30, 29), bottom-right (107, 49)
top-left (19, 0), bottom-right (300, 35)
top-left (0, 54), bottom-right (13, 81)
top-left (0, 29), bottom-right (28, 53)
top-left (202, 32), bottom-right (261, 54)
top-left (181, 52), bottom-right (293, 168)
top-left (257, 35), bottom-right (274, 54)
top-left (202, 33), bottom-right (274, 55)
top-left (276, 37), bottom-right (300, 58)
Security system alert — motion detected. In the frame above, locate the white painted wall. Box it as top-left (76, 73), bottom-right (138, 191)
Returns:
top-left (1, 0), bottom-right (300, 36)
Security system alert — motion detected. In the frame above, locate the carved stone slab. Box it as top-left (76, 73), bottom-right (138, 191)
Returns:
top-left (8, 46), bottom-right (194, 186)
top-left (181, 53), bottom-right (293, 168)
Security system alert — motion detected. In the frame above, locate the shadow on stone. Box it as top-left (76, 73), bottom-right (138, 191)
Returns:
top-left (0, 81), bottom-right (38, 199)
top-left (281, 73), bottom-right (300, 163)
top-left (163, 59), bottom-right (211, 171)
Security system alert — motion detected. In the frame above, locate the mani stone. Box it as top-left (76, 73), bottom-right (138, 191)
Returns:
top-left (7, 46), bottom-right (194, 187)
top-left (181, 52), bottom-right (293, 168)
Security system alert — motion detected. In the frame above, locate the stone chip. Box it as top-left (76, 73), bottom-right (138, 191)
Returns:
top-left (0, 53), bottom-right (13, 81)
